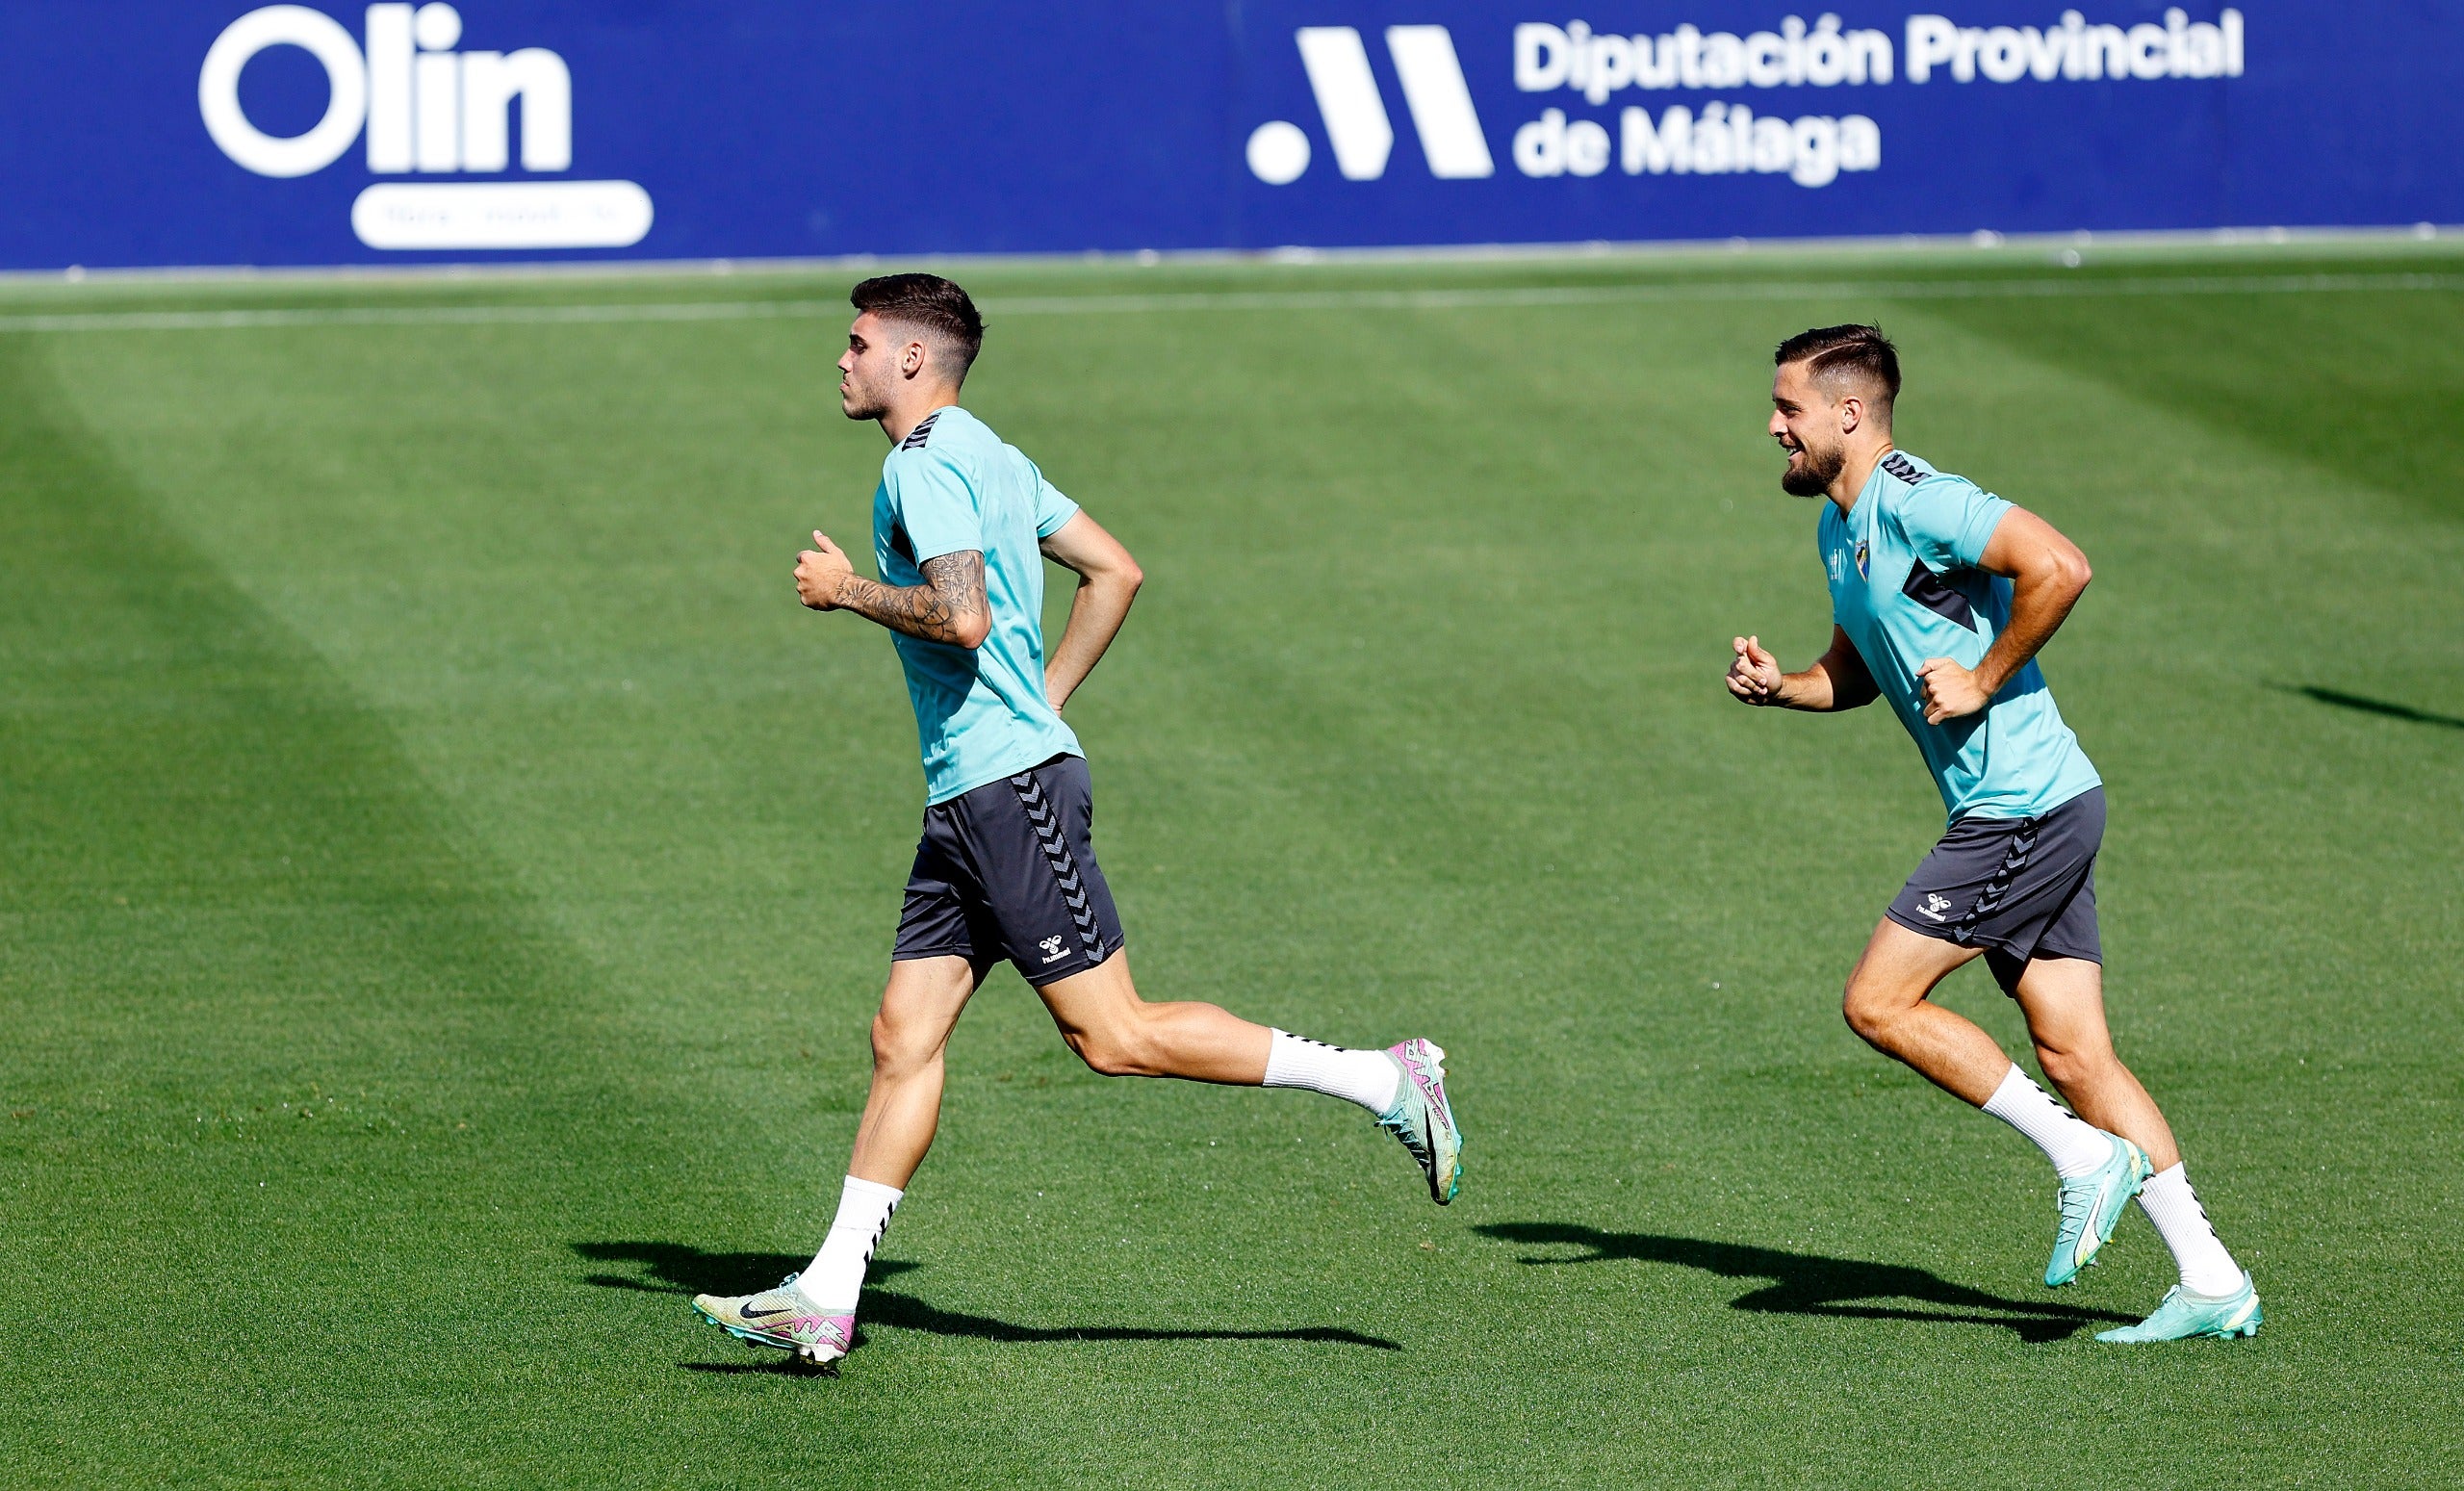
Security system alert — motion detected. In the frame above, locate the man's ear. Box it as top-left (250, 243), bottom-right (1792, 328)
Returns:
top-left (1837, 394), bottom-right (1864, 436)
top-left (899, 339), bottom-right (928, 380)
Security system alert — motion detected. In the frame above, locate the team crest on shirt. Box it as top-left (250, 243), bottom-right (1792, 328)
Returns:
top-left (1854, 539), bottom-right (1870, 579)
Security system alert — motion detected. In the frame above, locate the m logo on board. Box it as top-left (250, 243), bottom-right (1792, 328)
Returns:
top-left (1245, 26), bottom-right (1494, 185)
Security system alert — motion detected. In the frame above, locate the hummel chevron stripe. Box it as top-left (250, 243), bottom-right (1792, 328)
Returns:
top-left (1958, 824), bottom-right (2039, 940)
top-left (898, 411), bottom-right (941, 450)
top-left (1011, 771), bottom-right (1101, 952)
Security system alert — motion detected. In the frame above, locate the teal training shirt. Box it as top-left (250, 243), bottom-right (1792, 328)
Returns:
top-left (1818, 449), bottom-right (2101, 822)
top-left (870, 406), bottom-right (1083, 804)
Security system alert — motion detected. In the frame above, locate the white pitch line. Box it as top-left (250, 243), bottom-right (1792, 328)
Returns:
top-left (0, 299), bottom-right (843, 334)
top-left (0, 270), bottom-right (2451, 334)
top-left (992, 270), bottom-right (2464, 315)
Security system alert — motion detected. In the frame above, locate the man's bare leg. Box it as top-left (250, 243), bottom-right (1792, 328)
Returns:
top-left (1841, 917), bottom-right (2163, 1293)
top-left (785, 948), bottom-right (1451, 1328)
top-left (848, 955), bottom-right (984, 1188)
top-left (1841, 915), bottom-right (2135, 1221)
top-left (2009, 956), bottom-right (2178, 1170)
top-left (760, 955), bottom-right (983, 1329)
top-left (1032, 950), bottom-right (1462, 1202)
top-left (690, 955), bottom-right (986, 1361)
top-left (1029, 950), bottom-right (1273, 1083)
top-left (1839, 917), bottom-right (2011, 1103)
top-left (2012, 956), bottom-right (2246, 1300)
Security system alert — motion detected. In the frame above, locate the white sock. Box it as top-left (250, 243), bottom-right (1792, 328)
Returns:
top-left (799, 1175), bottom-right (903, 1311)
top-left (1262, 1030), bottom-right (1399, 1115)
top-left (1980, 1063), bottom-right (2116, 1179)
top-left (2139, 1163), bottom-right (2245, 1296)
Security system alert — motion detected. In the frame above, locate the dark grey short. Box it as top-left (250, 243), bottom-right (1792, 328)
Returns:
top-left (892, 753), bottom-right (1124, 987)
top-left (1886, 786), bottom-right (2104, 990)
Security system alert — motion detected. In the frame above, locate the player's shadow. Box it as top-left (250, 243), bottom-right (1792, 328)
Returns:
top-left (1477, 1223), bottom-right (2135, 1344)
top-left (573, 1240), bottom-right (1400, 1371)
top-left (2279, 683), bottom-right (2464, 731)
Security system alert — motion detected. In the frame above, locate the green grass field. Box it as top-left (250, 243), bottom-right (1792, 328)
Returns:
top-left (2, 242), bottom-right (2459, 1488)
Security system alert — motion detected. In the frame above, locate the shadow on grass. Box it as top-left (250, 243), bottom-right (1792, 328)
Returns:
top-left (574, 1241), bottom-right (1401, 1364)
top-left (1477, 1223), bottom-right (2136, 1344)
top-left (2279, 684), bottom-right (2464, 731)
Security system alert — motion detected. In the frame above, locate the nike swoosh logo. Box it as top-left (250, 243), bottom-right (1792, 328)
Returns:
top-left (740, 1304), bottom-right (789, 1320)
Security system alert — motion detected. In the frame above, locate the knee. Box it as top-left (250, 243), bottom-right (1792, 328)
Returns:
top-left (2036, 1040), bottom-right (2119, 1091)
top-left (870, 1010), bottom-right (937, 1077)
top-left (1065, 1012), bottom-right (1160, 1078)
top-left (1841, 985), bottom-right (1904, 1048)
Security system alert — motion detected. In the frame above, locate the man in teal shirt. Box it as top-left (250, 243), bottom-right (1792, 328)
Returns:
top-left (690, 275), bottom-right (1464, 1371)
top-left (1726, 324), bottom-right (2258, 1344)
top-left (1815, 446), bottom-right (2102, 823)
top-left (868, 401), bottom-right (1084, 803)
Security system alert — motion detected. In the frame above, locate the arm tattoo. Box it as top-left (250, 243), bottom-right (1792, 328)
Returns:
top-left (837, 550), bottom-right (986, 645)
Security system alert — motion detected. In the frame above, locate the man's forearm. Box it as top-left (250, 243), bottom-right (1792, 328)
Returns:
top-left (832, 574), bottom-right (976, 646)
top-left (827, 550), bottom-right (988, 648)
top-left (1964, 511), bottom-right (2092, 698)
top-left (1773, 665), bottom-right (1837, 711)
top-left (1773, 655), bottom-right (1878, 712)
top-left (1971, 568), bottom-right (2083, 695)
top-left (1043, 575), bottom-right (1136, 708)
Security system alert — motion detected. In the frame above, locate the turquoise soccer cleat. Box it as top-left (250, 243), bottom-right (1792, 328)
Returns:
top-left (1376, 1038), bottom-right (1463, 1205)
top-left (2096, 1273), bottom-right (2262, 1343)
top-left (2044, 1132), bottom-right (2151, 1287)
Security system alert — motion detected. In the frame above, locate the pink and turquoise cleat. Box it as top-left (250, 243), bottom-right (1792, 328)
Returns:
top-left (1377, 1039), bottom-right (1463, 1205)
top-left (692, 1274), bottom-right (855, 1369)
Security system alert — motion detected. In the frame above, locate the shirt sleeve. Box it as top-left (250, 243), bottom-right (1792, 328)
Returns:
top-left (1897, 474), bottom-right (2012, 572)
top-left (1032, 465), bottom-right (1080, 539)
top-left (886, 450), bottom-right (982, 563)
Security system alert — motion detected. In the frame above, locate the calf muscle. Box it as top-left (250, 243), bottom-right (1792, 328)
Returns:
top-left (1035, 953), bottom-right (1273, 1085)
top-left (2012, 958), bottom-right (2181, 1170)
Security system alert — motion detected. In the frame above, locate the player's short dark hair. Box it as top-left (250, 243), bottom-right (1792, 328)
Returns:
top-left (1775, 323), bottom-right (1900, 419)
top-left (851, 273), bottom-right (985, 381)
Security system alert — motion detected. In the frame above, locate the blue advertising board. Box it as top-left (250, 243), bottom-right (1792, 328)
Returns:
top-left (0, 3), bottom-right (2455, 270)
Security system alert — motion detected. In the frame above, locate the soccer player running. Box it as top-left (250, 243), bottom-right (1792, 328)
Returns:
top-left (1724, 325), bottom-right (2258, 1343)
top-left (691, 274), bottom-right (1463, 1369)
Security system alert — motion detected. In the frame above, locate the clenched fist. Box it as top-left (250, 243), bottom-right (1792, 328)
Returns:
top-left (1915, 656), bottom-right (1989, 724)
top-left (795, 529), bottom-right (855, 610)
